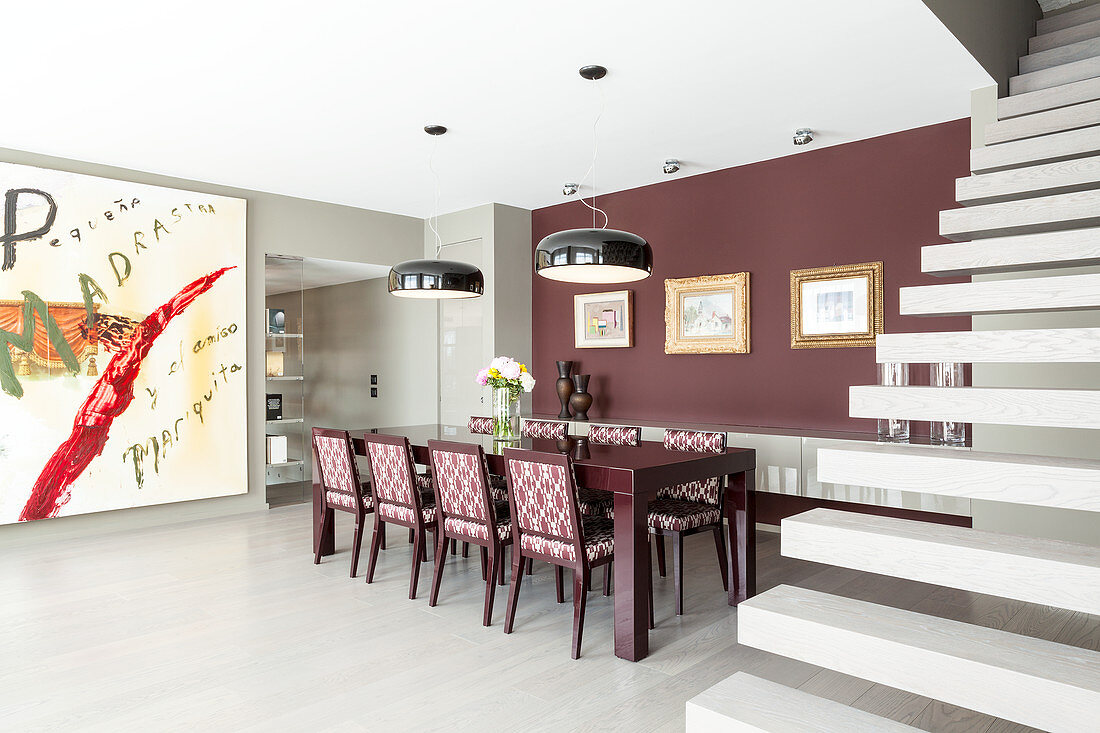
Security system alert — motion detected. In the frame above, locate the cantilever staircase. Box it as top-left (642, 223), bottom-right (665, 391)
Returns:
top-left (688, 5), bottom-right (1100, 732)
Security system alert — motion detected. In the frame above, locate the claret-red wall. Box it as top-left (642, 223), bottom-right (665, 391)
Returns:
top-left (530, 119), bottom-right (972, 434)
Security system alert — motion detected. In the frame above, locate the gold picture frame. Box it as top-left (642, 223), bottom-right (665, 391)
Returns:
top-left (664, 273), bottom-right (750, 354)
top-left (790, 261), bottom-right (883, 349)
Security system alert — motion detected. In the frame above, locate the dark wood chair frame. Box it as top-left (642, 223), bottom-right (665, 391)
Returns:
top-left (312, 427), bottom-right (382, 577)
top-left (363, 432), bottom-right (438, 599)
top-left (426, 440), bottom-right (514, 626)
top-left (501, 448), bottom-right (614, 659)
top-left (651, 492), bottom-right (729, 616)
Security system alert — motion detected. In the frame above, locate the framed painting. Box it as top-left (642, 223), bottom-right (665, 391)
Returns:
top-left (790, 261), bottom-right (883, 348)
top-left (664, 273), bottom-right (750, 354)
top-left (574, 290), bottom-right (633, 348)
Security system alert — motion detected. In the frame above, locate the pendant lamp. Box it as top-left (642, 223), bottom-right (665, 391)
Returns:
top-left (535, 66), bottom-right (652, 284)
top-left (389, 125), bottom-right (485, 299)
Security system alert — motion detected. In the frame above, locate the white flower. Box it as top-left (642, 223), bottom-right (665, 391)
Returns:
top-left (520, 372), bottom-right (536, 392)
top-left (501, 360), bottom-right (522, 380)
top-left (490, 356), bottom-right (508, 371)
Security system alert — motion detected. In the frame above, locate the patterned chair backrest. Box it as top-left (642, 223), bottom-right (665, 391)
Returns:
top-left (428, 440), bottom-right (493, 525)
top-left (522, 419), bottom-right (568, 440)
top-left (588, 425), bottom-right (641, 446)
top-left (364, 434), bottom-right (418, 510)
top-left (664, 428), bottom-right (726, 453)
top-left (468, 416), bottom-right (495, 435)
top-left (503, 448), bottom-right (580, 552)
top-left (312, 427), bottom-right (365, 509)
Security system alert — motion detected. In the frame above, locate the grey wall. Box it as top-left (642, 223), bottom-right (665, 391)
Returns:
top-left (923, 0), bottom-right (1042, 95)
top-left (0, 147), bottom-right (424, 544)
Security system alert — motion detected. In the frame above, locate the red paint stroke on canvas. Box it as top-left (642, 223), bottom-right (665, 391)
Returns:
top-left (19, 267), bottom-right (234, 521)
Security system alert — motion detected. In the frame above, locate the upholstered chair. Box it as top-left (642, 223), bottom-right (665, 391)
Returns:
top-left (575, 425), bottom-right (642, 519)
top-left (650, 429), bottom-right (729, 616)
top-left (312, 427), bottom-right (379, 577)
top-left (363, 433), bottom-right (439, 599)
top-left (427, 440), bottom-right (514, 626)
top-left (521, 419), bottom-right (568, 440)
top-left (501, 448), bottom-right (615, 659)
top-left (467, 416), bottom-right (511, 502)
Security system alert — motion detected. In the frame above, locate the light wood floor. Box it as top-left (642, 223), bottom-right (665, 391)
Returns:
top-left (1, 504), bottom-right (1094, 732)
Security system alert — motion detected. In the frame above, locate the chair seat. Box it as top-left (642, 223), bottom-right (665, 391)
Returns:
top-left (576, 487), bottom-right (613, 517)
top-left (519, 516), bottom-right (614, 563)
top-left (647, 498), bottom-right (720, 532)
top-left (444, 500), bottom-right (512, 542)
top-left (326, 481), bottom-right (372, 511)
top-left (377, 492), bottom-right (437, 526)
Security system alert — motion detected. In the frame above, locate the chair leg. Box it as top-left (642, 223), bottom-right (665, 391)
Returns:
top-left (314, 508), bottom-right (332, 565)
top-left (655, 534), bottom-right (667, 577)
top-left (712, 525), bottom-right (729, 592)
top-left (429, 532), bottom-right (448, 607)
top-left (603, 563), bottom-right (611, 596)
top-left (365, 522), bottom-right (383, 584)
top-left (462, 541), bottom-right (470, 558)
top-left (421, 533), bottom-right (429, 563)
top-left (648, 551), bottom-right (655, 630)
top-left (480, 546), bottom-right (489, 580)
top-left (379, 521), bottom-right (387, 550)
top-left (526, 557), bottom-right (533, 575)
top-left (483, 550), bottom-right (500, 626)
top-left (451, 538), bottom-right (457, 555)
top-left (503, 552), bottom-right (525, 634)
top-left (408, 528), bottom-right (414, 544)
top-left (349, 518), bottom-right (364, 578)
top-left (572, 566), bottom-right (589, 659)
top-left (555, 565), bottom-right (565, 603)
top-left (409, 530), bottom-right (424, 600)
top-left (673, 532), bottom-right (684, 616)
top-left (498, 550), bottom-right (507, 586)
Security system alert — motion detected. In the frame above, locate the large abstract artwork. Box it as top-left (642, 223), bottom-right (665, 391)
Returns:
top-left (0, 162), bottom-right (247, 524)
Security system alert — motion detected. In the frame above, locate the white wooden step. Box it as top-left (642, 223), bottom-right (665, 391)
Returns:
top-left (972, 125), bottom-right (1100, 173)
top-left (922, 228), bottom-right (1100, 274)
top-left (1010, 54), bottom-right (1100, 95)
top-left (985, 98), bottom-right (1100, 144)
top-left (685, 672), bottom-right (916, 733)
top-left (957, 154), bottom-right (1100, 204)
top-left (1031, 17), bottom-right (1100, 54)
top-left (849, 385), bottom-right (1100, 429)
top-left (817, 443), bottom-right (1100, 512)
top-left (899, 272), bottom-right (1100, 316)
top-left (738, 585), bottom-right (1100, 733)
top-left (1038, 2), bottom-right (1100, 35)
top-left (782, 509), bottom-right (1100, 615)
top-left (876, 327), bottom-right (1100, 363)
top-left (999, 76), bottom-right (1100, 119)
top-left (939, 189), bottom-right (1100, 239)
top-left (1021, 35), bottom-right (1100, 74)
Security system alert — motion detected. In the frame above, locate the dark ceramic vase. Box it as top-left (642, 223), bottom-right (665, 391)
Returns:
top-left (572, 437), bottom-right (591, 461)
top-left (555, 360), bottom-right (574, 419)
top-left (568, 374), bottom-right (593, 421)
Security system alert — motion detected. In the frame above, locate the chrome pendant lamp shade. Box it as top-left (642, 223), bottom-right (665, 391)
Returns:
top-left (388, 125), bottom-right (485, 299)
top-left (534, 228), bottom-right (652, 283)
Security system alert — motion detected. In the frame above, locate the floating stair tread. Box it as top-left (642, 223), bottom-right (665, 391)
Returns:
top-left (999, 76), bottom-right (1100, 119)
top-left (1031, 17), bottom-right (1100, 54)
top-left (1038, 2), bottom-right (1100, 35)
top-left (899, 272), bottom-right (1100, 316)
top-left (940, 189), bottom-right (1100, 240)
top-left (972, 126), bottom-right (1100, 173)
top-left (957, 153), bottom-right (1100, 204)
top-left (985, 98), bottom-right (1100, 145)
top-left (817, 443), bottom-right (1100, 512)
top-left (738, 585), bottom-right (1100, 733)
top-left (1021, 35), bottom-right (1100, 74)
top-left (1010, 54), bottom-right (1100, 95)
top-left (849, 385), bottom-right (1100, 430)
top-left (875, 327), bottom-right (1100, 363)
top-left (782, 509), bottom-right (1100, 615)
top-left (685, 672), bottom-right (916, 733)
top-left (921, 227), bottom-right (1100, 274)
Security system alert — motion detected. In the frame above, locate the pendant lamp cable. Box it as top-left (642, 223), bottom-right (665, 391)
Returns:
top-left (427, 136), bottom-right (443, 257)
top-left (576, 80), bottom-right (609, 229)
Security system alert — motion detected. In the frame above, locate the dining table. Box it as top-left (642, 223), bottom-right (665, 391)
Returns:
top-left (311, 423), bottom-right (757, 663)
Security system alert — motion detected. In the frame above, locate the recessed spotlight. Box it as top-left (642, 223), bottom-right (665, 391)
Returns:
top-left (563, 182), bottom-right (579, 196)
top-left (793, 128), bottom-right (814, 146)
top-left (663, 159), bottom-right (680, 175)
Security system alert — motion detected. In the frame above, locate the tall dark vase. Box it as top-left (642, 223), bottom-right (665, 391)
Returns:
top-left (568, 374), bottom-right (593, 421)
top-left (555, 360), bottom-right (574, 419)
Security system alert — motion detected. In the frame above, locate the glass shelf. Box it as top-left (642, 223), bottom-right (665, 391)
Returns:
top-left (266, 376), bottom-right (304, 381)
top-left (266, 418), bottom-right (304, 426)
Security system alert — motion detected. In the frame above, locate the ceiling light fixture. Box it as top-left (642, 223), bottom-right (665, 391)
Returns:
top-left (389, 125), bottom-right (484, 300)
top-left (534, 65), bottom-right (653, 284)
top-left (793, 128), bottom-right (814, 146)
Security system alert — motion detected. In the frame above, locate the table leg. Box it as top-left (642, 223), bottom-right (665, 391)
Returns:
top-left (612, 489), bottom-right (650, 662)
top-left (312, 473), bottom-right (335, 558)
top-left (725, 470), bottom-right (756, 605)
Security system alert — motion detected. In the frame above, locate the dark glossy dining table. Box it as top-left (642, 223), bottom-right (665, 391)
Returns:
top-left (312, 424), bottom-right (757, 662)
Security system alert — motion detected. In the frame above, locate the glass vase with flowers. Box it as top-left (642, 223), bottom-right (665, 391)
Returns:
top-left (475, 357), bottom-right (536, 441)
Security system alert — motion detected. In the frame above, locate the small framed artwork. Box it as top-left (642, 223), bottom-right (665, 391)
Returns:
top-left (790, 261), bottom-right (883, 349)
top-left (664, 272), bottom-right (750, 354)
top-left (574, 290), bottom-right (633, 348)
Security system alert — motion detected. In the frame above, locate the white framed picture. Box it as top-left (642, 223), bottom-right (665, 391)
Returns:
top-left (574, 290), bottom-right (633, 348)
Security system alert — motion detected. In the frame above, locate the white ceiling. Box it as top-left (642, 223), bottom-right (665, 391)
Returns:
top-left (266, 256), bottom-right (390, 296)
top-left (4, 1), bottom-right (991, 219)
